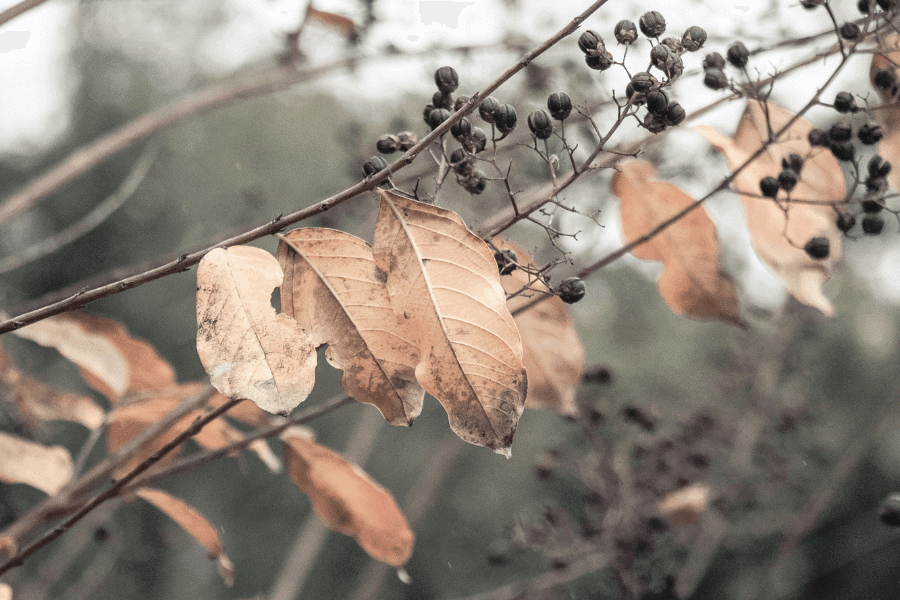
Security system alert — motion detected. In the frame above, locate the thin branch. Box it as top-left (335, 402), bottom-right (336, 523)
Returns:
top-left (0, 0), bottom-right (49, 27)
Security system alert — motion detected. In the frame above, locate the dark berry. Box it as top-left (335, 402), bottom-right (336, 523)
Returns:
top-left (423, 104), bottom-right (434, 124)
top-left (808, 128), bottom-right (828, 147)
top-left (478, 96), bottom-right (500, 123)
top-left (449, 148), bottom-right (472, 174)
top-left (862, 214), bottom-right (885, 234)
top-left (396, 131), bottom-right (417, 150)
top-left (614, 20), bottom-right (638, 44)
top-left (760, 176), bottom-right (780, 198)
top-left (463, 169), bottom-right (487, 195)
top-left (703, 52), bottom-right (726, 70)
top-left (428, 108), bottom-right (451, 130)
top-left (547, 92), bottom-right (573, 120)
top-left (836, 212), bottom-right (856, 232)
top-left (880, 494), bottom-right (900, 526)
top-left (726, 42), bottom-right (749, 68)
top-left (828, 121), bottom-right (853, 142)
top-left (578, 30), bottom-right (604, 54)
top-left (840, 22), bottom-right (862, 41)
top-left (782, 153), bottom-right (804, 173)
top-left (665, 101), bottom-right (686, 126)
top-left (465, 127), bottom-right (487, 153)
top-left (858, 122), bottom-right (883, 145)
top-left (435, 66), bottom-right (459, 94)
top-left (829, 140), bottom-right (855, 162)
top-left (643, 113), bottom-right (667, 133)
top-left (494, 249), bottom-right (518, 275)
top-left (631, 72), bottom-right (655, 93)
top-left (585, 52), bottom-right (614, 71)
top-left (454, 95), bottom-right (471, 111)
top-left (376, 134), bottom-right (399, 154)
top-left (527, 109), bottom-right (553, 139)
top-left (803, 237), bottom-right (830, 260)
top-left (450, 117), bottom-right (472, 140)
top-left (646, 89), bottom-right (670, 115)
top-left (834, 91), bottom-right (857, 114)
top-left (704, 68), bottom-right (729, 90)
top-left (868, 155), bottom-right (892, 178)
top-left (863, 200), bottom-right (884, 213)
top-left (859, 0), bottom-right (873, 11)
top-left (639, 11), bottom-right (666, 38)
top-left (495, 104), bottom-right (517, 135)
top-left (432, 90), bottom-right (452, 110)
top-left (362, 156), bottom-right (388, 177)
top-left (878, 0), bottom-right (897, 9)
top-left (681, 26), bottom-right (707, 52)
top-left (557, 277), bottom-right (587, 304)
top-left (874, 68), bottom-right (896, 91)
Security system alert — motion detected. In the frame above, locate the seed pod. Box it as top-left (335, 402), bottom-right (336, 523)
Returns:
top-left (829, 121), bottom-right (853, 142)
top-left (662, 37), bottom-right (684, 55)
top-left (625, 82), bottom-right (646, 106)
top-left (454, 95), bottom-right (471, 111)
top-left (665, 101), bottom-right (686, 126)
top-left (808, 128), bottom-right (828, 147)
top-left (862, 214), bottom-right (885, 235)
top-left (479, 96), bottom-right (500, 123)
top-left (840, 22), bottom-right (862, 41)
top-left (376, 134), bottom-right (399, 154)
top-left (703, 52), bottom-right (726, 70)
top-left (528, 109), bottom-right (553, 139)
top-left (494, 249), bottom-right (518, 275)
top-left (495, 104), bottom-right (518, 135)
top-left (463, 127), bottom-right (487, 153)
top-left (858, 122), bottom-right (883, 145)
top-left (858, 0), bottom-right (873, 11)
top-left (646, 89), bottom-right (670, 115)
top-left (863, 199), bottom-right (884, 213)
top-left (557, 277), bottom-right (587, 304)
top-left (423, 104), bottom-right (434, 124)
top-left (643, 113), bottom-right (667, 134)
top-left (865, 176), bottom-right (886, 194)
top-left (726, 41), bottom-right (749, 68)
top-left (803, 237), bottom-right (830, 260)
top-left (630, 71), bottom-right (655, 93)
top-left (836, 212), bottom-right (856, 232)
top-left (639, 11), bottom-right (666, 38)
top-left (880, 494), bottom-right (900, 526)
top-left (878, 0), bottom-right (897, 9)
top-left (782, 153), bottom-right (804, 173)
top-left (759, 176), bottom-right (780, 198)
top-left (449, 147), bottom-right (472, 175)
top-left (396, 131), bottom-right (418, 150)
top-left (451, 117), bottom-right (472, 140)
top-left (578, 30), bottom-right (605, 55)
top-left (681, 26), bottom-right (707, 52)
top-left (614, 20), bottom-right (638, 44)
top-left (829, 140), bottom-right (855, 162)
top-left (434, 66), bottom-right (459, 94)
top-left (547, 92), bottom-right (573, 120)
top-left (651, 44), bottom-right (673, 70)
top-left (778, 169), bottom-right (799, 192)
top-left (428, 108), bottom-right (451, 130)
top-left (462, 169), bottom-right (487, 195)
top-left (868, 155), bottom-right (892, 178)
top-left (873, 68), bottom-right (896, 90)
top-left (834, 91), bottom-right (857, 114)
top-left (362, 155), bottom-right (388, 177)
top-left (433, 91), bottom-right (452, 110)
top-left (585, 51), bottom-right (614, 71)
top-left (703, 68), bottom-right (729, 90)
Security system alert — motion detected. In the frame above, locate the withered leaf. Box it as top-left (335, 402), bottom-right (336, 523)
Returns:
top-left (658, 482), bottom-right (711, 525)
top-left (305, 6), bottom-right (359, 38)
top-left (136, 487), bottom-right (234, 586)
top-left (282, 428), bottom-right (414, 566)
top-left (613, 160), bottom-right (743, 326)
top-left (696, 101), bottom-right (844, 316)
top-left (871, 33), bottom-right (900, 193)
top-left (494, 238), bottom-right (584, 414)
top-left (372, 191), bottom-right (527, 456)
top-left (277, 228), bottom-right (424, 427)
top-left (196, 246), bottom-right (316, 415)
top-left (0, 431), bottom-right (73, 496)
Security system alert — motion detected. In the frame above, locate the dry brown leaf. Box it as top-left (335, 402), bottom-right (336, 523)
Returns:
top-left (696, 101), bottom-right (844, 316)
top-left (305, 6), bottom-right (359, 38)
top-left (0, 431), bottom-right (73, 496)
top-left (136, 488), bottom-right (234, 586)
top-left (12, 312), bottom-right (176, 403)
top-left (494, 238), bottom-right (584, 414)
top-left (196, 246), bottom-right (316, 415)
top-left (372, 191), bottom-right (527, 456)
top-left (871, 33), bottom-right (900, 192)
top-left (0, 343), bottom-right (104, 429)
top-left (282, 428), bottom-right (414, 566)
top-left (613, 160), bottom-right (743, 326)
top-left (658, 482), bottom-right (711, 525)
top-left (277, 228), bottom-right (424, 427)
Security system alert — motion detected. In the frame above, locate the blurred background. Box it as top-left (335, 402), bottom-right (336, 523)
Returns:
top-left (1, 0), bottom-right (900, 598)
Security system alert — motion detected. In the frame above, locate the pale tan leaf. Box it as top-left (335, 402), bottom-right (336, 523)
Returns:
top-left (12, 312), bottom-right (176, 403)
top-left (0, 343), bottom-right (105, 429)
top-left (494, 238), bottom-right (584, 414)
top-left (0, 582), bottom-right (10, 600)
top-left (306, 6), bottom-right (359, 38)
top-left (196, 246), bottom-right (316, 415)
top-left (372, 191), bottom-right (527, 456)
top-left (0, 431), bottom-right (73, 495)
top-left (658, 482), bottom-right (711, 525)
top-left (696, 100), bottom-right (844, 316)
top-left (0, 536), bottom-right (16, 560)
top-left (871, 33), bottom-right (900, 193)
top-left (282, 429), bottom-right (414, 566)
top-left (613, 160), bottom-right (743, 326)
top-left (136, 487), bottom-right (234, 586)
top-left (277, 228), bottom-right (424, 427)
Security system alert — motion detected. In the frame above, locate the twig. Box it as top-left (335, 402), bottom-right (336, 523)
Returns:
top-left (0, 0), bottom-right (49, 27)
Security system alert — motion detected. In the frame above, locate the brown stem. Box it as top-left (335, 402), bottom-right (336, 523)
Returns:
top-left (0, 0), bottom-right (49, 27)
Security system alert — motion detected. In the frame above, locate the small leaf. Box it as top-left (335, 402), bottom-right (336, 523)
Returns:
top-left (0, 582), bottom-right (10, 600)
top-left (282, 428), bottom-right (414, 566)
top-left (277, 228), bottom-right (424, 426)
top-left (136, 488), bottom-right (234, 586)
top-left (372, 191), bottom-right (527, 455)
top-left (196, 246), bottom-right (316, 415)
top-left (0, 432), bottom-right (73, 495)
top-left (658, 482), bottom-right (711, 525)
top-left (494, 238), bottom-right (584, 414)
top-left (305, 6), bottom-right (359, 38)
top-left (696, 101), bottom-right (844, 316)
top-left (613, 160), bottom-right (743, 326)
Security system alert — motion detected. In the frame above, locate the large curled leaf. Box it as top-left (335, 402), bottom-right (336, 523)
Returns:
top-left (372, 191), bottom-right (527, 456)
top-left (494, 238), bottom-right (584, 414)
top-left (136, 488), bottom-right (234, 585)
top-left (0, 432), bottom-right (73, 495)
top-left (613, 160), bottom-right (743, 326)
top-left (696, 101), bottom-right (844, 316)
top-left (277, 229), bottom-right (424, 426)
top-left (871, 33), bottom-right (900, 193)
top-left (196, 246), bottom-right (316, 415)
top-left (282, 428), bottom-right (414, 566)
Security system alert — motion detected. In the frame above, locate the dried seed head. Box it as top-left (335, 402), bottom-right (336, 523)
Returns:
top-left (614, 20), bottom-right (638, 44)
top-left (547, 92), bottom-right (573, 120)
top-left (681, 26), bottom-right (707, 51)
top-left (434, 66), bottom-right (459, 94)
top-left (703, 68), bottom-right (729, 90)
top-left (703, 52), bottom-right (726, 70)
top-left (527, 109), bottom-right (554, 139)
top-left (639, 11), bottom-right (666, 38)
top-left (478, 96), bottom-right (500, 123)
top-left (362, 155), bottom-right (388, 177)
top-left (495, 104), bottom-right (518, 135)
top-left (726, 41), bottom-right (749, 68)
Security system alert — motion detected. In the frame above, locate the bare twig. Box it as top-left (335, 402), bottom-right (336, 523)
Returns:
top-left (0, 0), bottom-right (49, 27)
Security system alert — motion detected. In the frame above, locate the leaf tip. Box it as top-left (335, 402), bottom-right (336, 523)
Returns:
top-left (397, 567), bottom-right (412, 584)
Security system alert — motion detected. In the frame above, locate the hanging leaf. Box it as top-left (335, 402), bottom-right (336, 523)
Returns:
top-left (0, 343), bottom-right (104, 430)
top-left (281, 428), bottom-right (414, 566)
top-left (196, 246), bottom-right (316, 415)
top-left (372, 191), bottom-right (527, 456)
top-left (696, 101), bottom-right (844, 316)
top-left (0, 432), bottom-right (73, 496)
top-left (305, 6), bottom-right (359, 39)
top-left (494, 238), bottom-right (584, 414)
top-left (613, 160), bottom-right (743, 326)
top-left (277, 228), bottom-right (424, 427)
top-left (136, 488), bottom-right (234, 586)
top-left (12, 312), bottom-right (176, 403)
top-left (871, 33), bottom-right (900, 193)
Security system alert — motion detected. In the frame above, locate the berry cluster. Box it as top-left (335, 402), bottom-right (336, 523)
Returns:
top-left (759, 153), bottom-right (804, 200)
